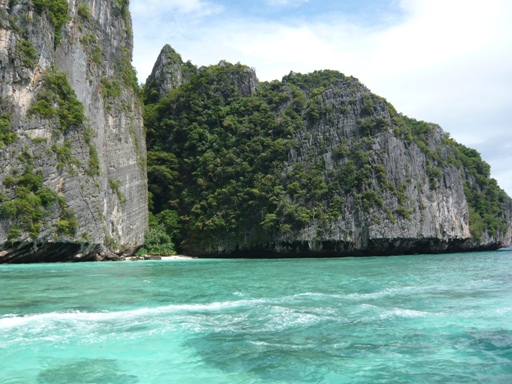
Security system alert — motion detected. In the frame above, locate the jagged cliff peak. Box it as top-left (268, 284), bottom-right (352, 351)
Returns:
top-left (144, 51), bottom-right (511, 257)
top-left (144, 51), bottom-right (259, 104)
top-left (143, 44), bottom-right (197, 102)
top-left (0, 0), bottom-right (148, 263)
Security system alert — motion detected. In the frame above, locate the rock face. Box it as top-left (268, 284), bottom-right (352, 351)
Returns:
top-left (145, 51), bottom-right (511, 258)
top-left (0, 0), bottom-right (148, 263)
top-left (143, 44), bottom-right (197, 102)
top-left (275, 75), bottom-right (511, 256)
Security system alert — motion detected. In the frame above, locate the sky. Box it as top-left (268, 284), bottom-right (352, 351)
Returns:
top-left (130, 0), bottom-right (512, 196)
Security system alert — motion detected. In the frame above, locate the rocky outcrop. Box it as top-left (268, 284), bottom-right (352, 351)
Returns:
top-left (143, 46), bottom-right (257, 102)
top-left (0, 0), bottom-right (148, 263)
top-left (143, 44), bottom-right (197, 102)
top-left (145, 53), bottom-right (511, 258)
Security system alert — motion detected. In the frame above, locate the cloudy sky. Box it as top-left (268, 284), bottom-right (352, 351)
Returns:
top-left (130, 0), bottom-right (512, 196)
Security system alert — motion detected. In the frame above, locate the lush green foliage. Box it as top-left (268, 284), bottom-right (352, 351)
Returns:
top-left (116, 0), bottom-right (130, 19)
top-left (100, 78), bottom-right (122, 99)
top-left (283, 70), bottom-right (347, 91)
top-left (450, 141), bottom-right (509, 240)
top-left (136, 211), bottom-right (180, 255)
top-left (146, 64), bottom-right (301, 248)
top-left (16, 39), bottom-right (38, 68)
top-left (0, 163), bottom-right (77, 240)
top-left (0, 113), bottom-right (17, 146)
top-left (144, 65), bottom-right (393, 250)
top-left (77, 3), bottom-right (91, 20)
top-left (32, 0), bottom-right (69, 45)
top-left (52, 141), bottom-right (81, 172)
top-left (119, 47), bottom-right (139, 92)
top-left (136, 224), bottom-right (176, 256)
top-left (28, 69), bottom-right (86, 133)
top-left (144, 62), bottom-right (510, 252)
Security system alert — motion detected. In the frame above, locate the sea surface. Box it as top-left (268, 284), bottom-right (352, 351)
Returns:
top-left (1, 251), bottom-right (511, 383)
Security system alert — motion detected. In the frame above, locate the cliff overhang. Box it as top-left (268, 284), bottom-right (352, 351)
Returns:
top-left (185, 238), bottom-right (507, 259)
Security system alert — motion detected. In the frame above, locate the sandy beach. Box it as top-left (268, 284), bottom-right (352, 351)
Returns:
top-left (160, 255), bottom-right (198, 260)
top-left (125, 255), bottom-right (198, 261)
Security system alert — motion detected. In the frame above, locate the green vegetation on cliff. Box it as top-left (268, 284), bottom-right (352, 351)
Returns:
top-left (0, 113), bottom-right (17, 146)
top-left (0, 156), bottom-right (77, 241)
top-left (33, 0), bottom-right (69, 45)
top-left (401, 116), bottom-right (509, 240)
top-left (0, 68), bottom-right (89, 243)
top-left (28, 69), bottom-right (86, 132)
top-left (0, 0), bottom-right (147, 262)
top-left (145, 63), bottom-right (304, 250)
top-left (142, 60), bottom-right (510, 255)
top-left (448, 140), bottom-right (509, 239)
top-left (16, 39), bottom-right (38, 67)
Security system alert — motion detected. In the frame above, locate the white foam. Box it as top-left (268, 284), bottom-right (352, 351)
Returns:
top-left (0, 293), bottom-right (360, 339)
top-left (0, 298), bottom-right (272, 332)
top-left (379, 308), bottom-right (429, 320)
top-left (249, 340), bottom-right (317, 350)
top-left (344, 285), bottom-right (433, 300)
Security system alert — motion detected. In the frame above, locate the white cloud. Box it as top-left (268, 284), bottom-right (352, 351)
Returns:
top-left (132, 0), bottom-right (223, 83)
top-left (359, 0), bottom-right (512, 193)
top-left (131, 0), bottom-right (512, 195)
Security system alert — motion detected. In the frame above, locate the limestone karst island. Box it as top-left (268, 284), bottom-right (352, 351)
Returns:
top-left (1, 0), bottom-right (511, 263)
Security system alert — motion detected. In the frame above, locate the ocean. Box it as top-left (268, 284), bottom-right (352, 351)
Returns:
top-left (1, 251), bottom-right (511, 383)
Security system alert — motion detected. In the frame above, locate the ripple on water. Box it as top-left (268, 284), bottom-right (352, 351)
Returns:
top-left (1, 252), bottom-right (512, 383)
top-left (36, 359), bottom-right (139, 384)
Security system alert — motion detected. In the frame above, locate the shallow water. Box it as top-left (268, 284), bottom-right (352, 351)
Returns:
top-left (1, 251), bottom-right (511, 383)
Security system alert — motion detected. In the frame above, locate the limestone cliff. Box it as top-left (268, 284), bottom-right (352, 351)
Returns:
top-left (145, 50), bottom-right (511, 257)
top-left (0, 0), bottom-right (147, 263)
top-left (143, 44), bottom-right (197, 103)
top-left (273, 72), bottom-right (512, 256)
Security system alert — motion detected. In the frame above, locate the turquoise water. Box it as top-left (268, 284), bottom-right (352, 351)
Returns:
top-left (1, 251), bottom-right (511, 383)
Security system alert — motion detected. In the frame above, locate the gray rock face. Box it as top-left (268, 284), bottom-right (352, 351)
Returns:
top-left (274, 83), bottom-right (502, 255)
top-left (0, 0), bottom-right (148, 263)
top-left (217, 59), bottom-right (259, 97)
top-left (267, 79), bottom-right (512, 256)
top-left (143, 46), bottom-right (257, 102)
top-left (144, 44), bottom-right (197, 101)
